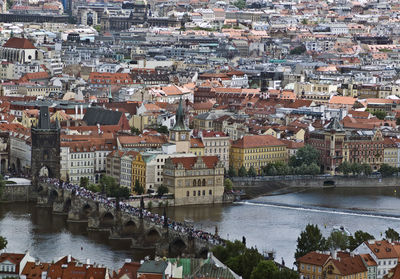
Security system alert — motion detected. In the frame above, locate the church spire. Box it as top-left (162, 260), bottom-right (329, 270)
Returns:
top-left (172, 98), bottom-right (188, 131)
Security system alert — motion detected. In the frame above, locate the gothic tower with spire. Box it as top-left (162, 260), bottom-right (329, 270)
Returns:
top-left (169, 98), bottom-right (190, 153)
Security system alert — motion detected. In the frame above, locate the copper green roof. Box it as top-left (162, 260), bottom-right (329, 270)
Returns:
top-left (171, 98), bottom-right (189, 131)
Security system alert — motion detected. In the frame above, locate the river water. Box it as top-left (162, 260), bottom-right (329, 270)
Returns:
top-left (1, 187), bottom-right (400, 270)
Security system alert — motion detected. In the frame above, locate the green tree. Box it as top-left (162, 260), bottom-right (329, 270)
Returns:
top-left (224, 178), bottom-right (233, 191)
top-left (248, 166), bottom-right (257, 177)
top-left (228, 166), bottom-right (237, 177)
top-left (227, 247), bottom-right (263, 279)
top-left (362, 164), bottom-right (372, 175)
top-left (290, 45), bottom-right (307, 55)
top-left (0, 236), bottom-right (7, 250)
top-left (349, 230), bottom-right (374, 250)
top-left (238, 166), bottom-right (247, 177)
top-left (93, 25), bottom-right (102, 33)
top-left (289, 145), bottom-right (319, 167)
top-left (273, 269), bottom-right (299, 279)
top-left (131, 127), bottom-right (140, 135)
top-left (372, 110), bottom-right (386, 120)
top-left (326, 231), bottom-right (349, 250)
top-left (307, 163), bottom-right (320, 175)
top-left (250, 260), bottom-right (277, 279)
top-left (212, 240), bottom-right (246, 263)
top-left (301, 18), bottom-right (308, 25)
top-left (380, 163), bottom-right (397, 177)
top-left (337, 161), bottom-right (352, 175)
top-left (234, 0), bottom-right (246, 9)
top-left (385, 228), bottom-right (400, 241)
top-left (100, 175), bottom-right (130, 199)
top-left (295, 224), bottom-right (326, 259)
top-left (80, 177), bottom-right (89, 188)
top-left (87, 184), bottom-right (101, 193)
top-left (134, 179), bottom-right (145, 195)
top-left (351, 163), bottom-right (363, 175)
top-left (157, 185), bottom-right (169, 196)
top-left (156, 125), bottom-right (169, 134)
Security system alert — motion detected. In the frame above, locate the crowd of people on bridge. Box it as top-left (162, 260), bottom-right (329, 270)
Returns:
top-left (41, 178), bottom-right (224, 245)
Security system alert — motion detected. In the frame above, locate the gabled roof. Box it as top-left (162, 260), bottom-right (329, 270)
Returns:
top-left (169, 156), bottom-right (219, 170)
top-left (3, 37), bottom-right (36, 49)
top-left (328, 255), bottom-right (367, 276)
top-left (83, 108), bottom-right (123, 126)
top-left (366, 240), bottom-right (399, 259)
top-left (296, 251), bottom-right (330, 266)
top-left (137, 260), bottom-right (167, 274)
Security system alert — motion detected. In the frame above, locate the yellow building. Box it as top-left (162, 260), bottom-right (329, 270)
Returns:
top-left (21, 109), bottom-right (39, 128)
top-left (132, 153), bottom-right (146, 193)
top-left (230, 135), bottom-right (288, 174)
top-left (297, 252), bottom-right (329, 279)
top-left (324, 256), bottom-right (367, 279)
top-left (163, 156), bottom-right (224, 206)
top-left (384, 137), bottom-right (399, 168)
top-left (190, 138), bottom-right (204, 156)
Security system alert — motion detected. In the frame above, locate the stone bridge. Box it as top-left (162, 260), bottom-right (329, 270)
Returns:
top-left (36, 182), bottom-right (215, 258)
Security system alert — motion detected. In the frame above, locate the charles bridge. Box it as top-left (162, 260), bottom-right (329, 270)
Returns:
top-left (35, 181), bottom-right (216, 258)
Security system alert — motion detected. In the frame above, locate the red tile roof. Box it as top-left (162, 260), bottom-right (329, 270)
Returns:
top-left (231, 135), bottom-right (286, 148)
top-left (366, 240), bottom-right (399, 259)
top-left (170, 156), bottom-right (219, 170)
top-left (3, 37), bottom-right (36, 49)
top-left (297, 251), bottom-right (330, 266)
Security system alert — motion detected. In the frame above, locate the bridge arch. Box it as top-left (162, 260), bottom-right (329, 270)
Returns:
top-left (80, 203), bottom-right (93, 219)
top-left (100, 212), bottom-right (114, 227)
top-left (169, 237), bottom-right (187, 257)
top-left (145, 228), bottom-right (161, 243)
top-left (199, 247), bottom-right (209, 259)
top-left (121, 220), bottom-right (137, 236)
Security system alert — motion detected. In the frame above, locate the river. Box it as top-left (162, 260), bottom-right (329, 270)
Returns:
top-left (1, 187), bottom-right (400, 270)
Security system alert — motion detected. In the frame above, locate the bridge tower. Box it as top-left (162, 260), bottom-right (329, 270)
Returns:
top-left (31, 106), bottom-right (60, 185)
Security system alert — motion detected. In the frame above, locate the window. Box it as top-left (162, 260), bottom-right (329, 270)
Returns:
top-left (193, 191), bottom-right (196, 196)
top-left (186, 191), bottom-right (189, 197)
top-left (209, 190), bottom-right (212, 195)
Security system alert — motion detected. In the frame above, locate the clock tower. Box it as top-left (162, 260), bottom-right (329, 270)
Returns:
top-left (169, 98), bottom-right (190, 153)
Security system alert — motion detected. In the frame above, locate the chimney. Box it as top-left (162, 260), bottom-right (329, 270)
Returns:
top-left (331, 250), bottom-right (337, 260)
top-left (86, 259), bottom-right (90, 265)
top-left (125, 259), bottom-right (132, 263)
top-left (75, 105), bottom-right (78, 119)
top-left (67, 255), bottom-right (71, 263)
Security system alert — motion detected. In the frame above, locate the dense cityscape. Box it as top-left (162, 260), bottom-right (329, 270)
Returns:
top-left (0, 0), bottom-right (400, 277)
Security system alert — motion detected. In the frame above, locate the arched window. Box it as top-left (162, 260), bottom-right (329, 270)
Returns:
top-left (186, 191), bottom-right (189, 197)
top-left (193, 179), bottom-right (196, 186)
top-left (198, 179), bottom-right (201, 186)
top-left (202, 179), bottom-right (206, 186)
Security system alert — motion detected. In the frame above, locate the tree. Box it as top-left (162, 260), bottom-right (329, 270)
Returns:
top-left (250, 260), bottom-right (277, 279)
top-left (337, 161), bottom-right (352, 175)
top-left (131, 127), bottom-right (140, 135)
top-left (385, 228), bottom-right (400, 241)
top-left (350, 163), bottom-right (363, 175)
top-left (301, 18), bottom-right (308, 25)
top-left (157, 185), bottom-right (169, 196)
top-left (228, 166), bottom-right (237, 177)
top-left (273, 269), bottom-right (299, 279)
top-left (372, 110), bottom-right (386, 120)
top-left (227, 247), bottom-right (263, 279)
top-left (290, 45), bottom-right (307, 55)
top-left (156, 125), bottom-right (169, 134)
top-left (307, 163), bottom-right (320, 175)
top-left (238, 166), bottom-right (247, 177)
top-left (0, 236), bottom-right (7, 250)
top-left (234, 0), bottom-right (246, 9)
top-left (212, 240), bottom-right (246, 263)
top-left (100, 175), bottom-right (129, 199)
top-left (93, 25), bottom-right (102, 33)
top-left (87, 184), bottom-right (101, 193)
top-left (80, 177), bottom-right (89, 188)
top-left (326, 231), bottom-right (349, 250)
top-left (295, 224), bottom-right (326, 259)
top-left (290, 145), bottom-right (319, 168)
top-left (224, 178), bottom-right (233, 191)
top-left (362, 164), bottom-right (372, 175)
top-left (134, 179), bottom-right (145, 195)
top-left (349, 230), bottom-right (374, 250)
top-left (380, 164), bottom-right (397, 177)
top-left (248, 166), bottom-right (257, 177)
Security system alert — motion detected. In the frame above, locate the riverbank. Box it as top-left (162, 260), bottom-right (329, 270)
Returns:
top-left (232, 176), bottom-right (400, 199)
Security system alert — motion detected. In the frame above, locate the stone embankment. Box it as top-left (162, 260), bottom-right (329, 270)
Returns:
top-left (232, 175), bottom-right (400, 198)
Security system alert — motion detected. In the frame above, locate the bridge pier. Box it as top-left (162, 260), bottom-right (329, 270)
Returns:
top-left (36, 182), bottom-right (217, 258)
